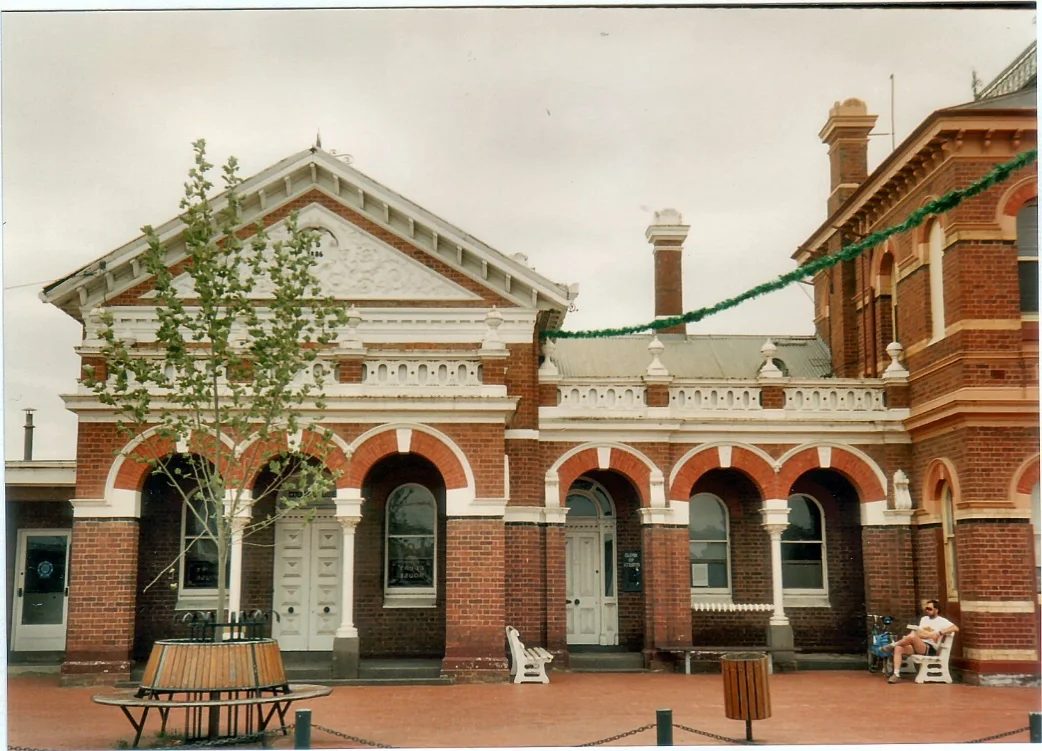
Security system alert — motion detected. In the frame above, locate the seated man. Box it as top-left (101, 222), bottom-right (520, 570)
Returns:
top-left (884, 599), bottom-right (958, 683)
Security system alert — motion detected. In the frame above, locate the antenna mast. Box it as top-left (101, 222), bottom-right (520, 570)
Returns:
top-left (890, 74), bottom-right (896, 152)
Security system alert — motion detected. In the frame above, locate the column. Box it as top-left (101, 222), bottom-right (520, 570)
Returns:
top-left (223, 490), bottom-right (253, 618)
top-left (761, 499), bottom-right (795, 663)
top-left (333, 491), bottom-right (362, 679)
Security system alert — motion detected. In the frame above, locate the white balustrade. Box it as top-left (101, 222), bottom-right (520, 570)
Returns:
top-left (670, 386), bottom-right (762, 411)
top-left (690, 602), bottom-right (774, 612)
top-left (784, 385), bottom-right (886, 412)
top-left (556, 384), bottom-right (646, 410)
top-left (363, 359), bottom-right (483, 388)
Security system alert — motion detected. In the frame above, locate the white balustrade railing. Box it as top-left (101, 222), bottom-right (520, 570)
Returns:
top-left (670, 386), bottom-right (762, 411)
top-left (363, 359), bottom-right (483, 388)
top-left (556, 384), bottom-right (646, 410)
top-left (784, 384), bottom-right (886, 412)
top-left (690, 602), bottom-right (774, 612)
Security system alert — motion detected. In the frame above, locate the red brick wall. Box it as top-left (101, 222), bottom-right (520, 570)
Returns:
top-left (504, 523), bottom-right (544, 643)
top-left (62, 519), bottom-right (139, 685)
top-left (443, 517), bottom-right (507, 681)
top-left (861, 526), bottom-right (917, 625)
top-left (653, 247), bottom-right (685, 335)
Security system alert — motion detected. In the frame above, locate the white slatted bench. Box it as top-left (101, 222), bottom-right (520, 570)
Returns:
top-left (505, 625), bottom-right (553, 684)
top-left (662, 645), bottom-right (783, 675)
top-left (903, 632), bottom-right (956, 683)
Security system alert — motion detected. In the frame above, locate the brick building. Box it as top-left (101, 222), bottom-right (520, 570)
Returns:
top-left (10, 44), bottom-right (1038, 687)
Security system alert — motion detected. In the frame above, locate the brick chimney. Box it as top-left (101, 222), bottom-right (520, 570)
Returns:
top-left (645, 208), bottom-right (690, 335)
top-left (819, 98), bottom-right (877, 214)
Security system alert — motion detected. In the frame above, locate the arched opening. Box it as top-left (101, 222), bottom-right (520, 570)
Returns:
top-left (565, 470), bottom-right (641, 651)
top-left (787, 469), bottom-right (865, 653)
top-left (876, 250), bottom-right (897, 347)
top-left (938, 480), bottom-right (959, 601)
top-left (134, 453), bottom-right (218, 661)
top-left (689, 468), bottom-right (765, 646)
top-left (357, 453), bottom-right (446, 659)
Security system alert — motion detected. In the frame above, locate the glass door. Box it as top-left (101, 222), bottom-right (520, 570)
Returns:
top-left (12, 530), bottom-right (71, 652)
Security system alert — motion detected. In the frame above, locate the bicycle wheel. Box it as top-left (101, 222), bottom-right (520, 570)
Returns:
top-left (867, 649), bottom-right (879, 673)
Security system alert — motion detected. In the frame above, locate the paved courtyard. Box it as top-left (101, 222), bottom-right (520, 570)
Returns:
top-left (6, 671), bottom-right (1040, 749)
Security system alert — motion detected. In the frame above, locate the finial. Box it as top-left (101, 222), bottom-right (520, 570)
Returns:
top-left (646, 336), bottom-right (669, 376)
top-left (315, 129), bottom-right (322, 150)
top-left (758, 338), bottom-right (782, 378)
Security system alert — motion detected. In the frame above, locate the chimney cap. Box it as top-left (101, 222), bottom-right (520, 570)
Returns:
top-left (646, 207), bottom-right (690, 244)
top-left (819, 97), bottom-right (877, 144)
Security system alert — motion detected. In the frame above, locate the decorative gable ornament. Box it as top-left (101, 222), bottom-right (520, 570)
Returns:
top-left (148, 205), bottom-right (481, 303)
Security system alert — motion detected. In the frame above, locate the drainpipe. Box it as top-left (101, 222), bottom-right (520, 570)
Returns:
top-left (23, 408), bottom-right (35, 461)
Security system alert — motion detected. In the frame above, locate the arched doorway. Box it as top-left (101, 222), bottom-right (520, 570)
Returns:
top-left (565, 477), bottom-right (618, 646)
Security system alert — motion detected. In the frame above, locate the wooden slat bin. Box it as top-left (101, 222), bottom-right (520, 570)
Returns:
top-left (721, 652), bottom-right (771, 742)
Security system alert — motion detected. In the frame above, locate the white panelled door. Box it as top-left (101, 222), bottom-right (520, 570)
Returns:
top-left (273, 515), bottom-right (342, 651)
top-left (12, 529), bottom-right (72, 652)
top-left (566, 530), bottom-right (602, 644)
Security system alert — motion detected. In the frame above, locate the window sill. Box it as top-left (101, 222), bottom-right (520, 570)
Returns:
top-left (383, 592), bottom-right (436, 609)
top-left (175, 594), bottom-right (218, 611)
top-left (782, 593), bottom-right (830, 608)
top-left (690, 591), bottom-right (733, 606)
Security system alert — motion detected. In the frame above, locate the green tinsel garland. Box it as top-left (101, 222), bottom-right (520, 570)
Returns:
top-left (542, 148), bottom-right (1038, 341)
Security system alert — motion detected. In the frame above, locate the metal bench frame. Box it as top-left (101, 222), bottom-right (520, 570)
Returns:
top-left (92, 683), bottom-right (331, 747)
top-left (661, 646), bottom-right (786, 675)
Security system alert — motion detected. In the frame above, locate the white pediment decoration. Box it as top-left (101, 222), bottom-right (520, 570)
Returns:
top-left (149, 204), bottom-right (482, 302)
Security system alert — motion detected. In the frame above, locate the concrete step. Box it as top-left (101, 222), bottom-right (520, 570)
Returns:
top-left (568, 651), bottom-right (646, 672)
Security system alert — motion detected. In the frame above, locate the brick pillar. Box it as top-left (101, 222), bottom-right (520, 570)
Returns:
top-left (645, 209), bottom-right (690, 336)
top-left (819, 98), bottom-right (877, 215)
top-left (61, 518), bottom-right (139, 686)
top-left (503, 519), bottom-right (544, 645)
top-left (544, 512), bottom-right (568, 664)
top-left (442, 517), bottom-right (509, 683)
top-left (953, 518), bottom-right (1040, 685)
top-left (640, 517), bottom-right (690, 668)
top-left (862, 524), bottom-right (917, 621)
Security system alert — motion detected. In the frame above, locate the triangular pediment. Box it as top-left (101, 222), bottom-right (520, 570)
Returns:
top-left (145, 205), bottom-right (482, 302)
top-left (42, 147), bottom-right (578, 330)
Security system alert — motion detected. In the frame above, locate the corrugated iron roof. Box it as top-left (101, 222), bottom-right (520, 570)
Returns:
top-left (550, 334), bottom-right (833, 379)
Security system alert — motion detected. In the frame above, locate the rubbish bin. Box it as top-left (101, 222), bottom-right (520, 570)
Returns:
top-left (721, 652), bottom-right (771, 741)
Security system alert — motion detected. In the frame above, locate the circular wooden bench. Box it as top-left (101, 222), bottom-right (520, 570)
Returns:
top-left (92, 639), bottom-right (331, 747)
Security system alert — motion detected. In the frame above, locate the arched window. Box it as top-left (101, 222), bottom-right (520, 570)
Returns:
top-left (689, 493), bottom-right (730, 597)
top-left (385, 484), bottom-right (437, 600)
top-left (877, 251), bottom-right (897, 346)
top-left (940, 482), bottom-right (959, 600)
top-left (1017, 199), bottom-right (1038, 314)
top-left (782, 494), bottom-right (826, 592)
top-left (928, 221), bottom-right (946, 341)
top-left (1030, 483), bottom-right (1040, 596)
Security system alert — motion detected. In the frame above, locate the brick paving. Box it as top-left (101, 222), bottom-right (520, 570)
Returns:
top-left (6, 671), bottom-right (1040, 749)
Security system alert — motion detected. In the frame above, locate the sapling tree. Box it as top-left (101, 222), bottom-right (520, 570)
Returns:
top-left (84, 140), bottom-right (349, 628)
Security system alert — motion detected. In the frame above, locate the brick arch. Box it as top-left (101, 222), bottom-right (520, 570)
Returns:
top-left (344, 424), bottom-right (472, 491)
top-left (871, 241), bottom-right (897, 295)
top-left (999, 177), bottom-right (1038, 218)
top-left (668, 443), bottom-right (775, 501)
top-left (922, 458), bottom-right (961, 516)
top-left (1011, 454), bottom-right (1040, 509)
top-left (235, 427), bottom-right (354, 489)
top-left (548, 442), bottom-right (661, 507)
top-left (106, 427), bottom-right (234, 494)
top-left (776, 443), bottom-right (886, 503)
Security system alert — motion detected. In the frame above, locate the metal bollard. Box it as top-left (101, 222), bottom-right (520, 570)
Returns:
top-left (294, 708), bottom-right (312, 749)
top-left (657, 708), bottom-right (673, 746)
top-left (1030, 712), bottom-right (1041, 743)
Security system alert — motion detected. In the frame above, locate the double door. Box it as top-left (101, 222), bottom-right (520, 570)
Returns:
top-left (12, 530), bottom-right (71, 652)
top-left (272, 516), bottom-right (342, 651)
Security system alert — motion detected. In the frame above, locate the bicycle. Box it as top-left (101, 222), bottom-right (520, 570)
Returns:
top-left (867, 613), bottom-right (897, 674)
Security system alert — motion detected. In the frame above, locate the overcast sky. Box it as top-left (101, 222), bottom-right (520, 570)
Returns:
top-left (1, 6), bottom-right (1036, 459)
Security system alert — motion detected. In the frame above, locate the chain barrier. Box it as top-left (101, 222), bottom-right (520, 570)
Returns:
top-left (966, 726), bottom-right (1030, 743)
top-left (577, 722), bottom-right (656, 746)
top-left (672, 722), bottom-right (754, 745)
top-left (312, 722), bottom-right (397, 748)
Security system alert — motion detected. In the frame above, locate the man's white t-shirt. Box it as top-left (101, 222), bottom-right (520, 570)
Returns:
top-left (917, 614), bottom-right (954, 644)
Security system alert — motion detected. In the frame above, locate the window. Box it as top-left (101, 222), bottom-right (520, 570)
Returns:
top-left (928, 221), bottom-right (946, 341)
top-left (689, 493), bottom-right (730, 597)
top-left (940, 482), bottom-right (959, 600)
top-left (1017, 199), bottom-right (1038, 314)
top-left (180, 493), bottom-right (226, 600)
top-left (782, 494), bottom-right (825, 591)
top-left (385, 483), bottom-right (436, 606)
